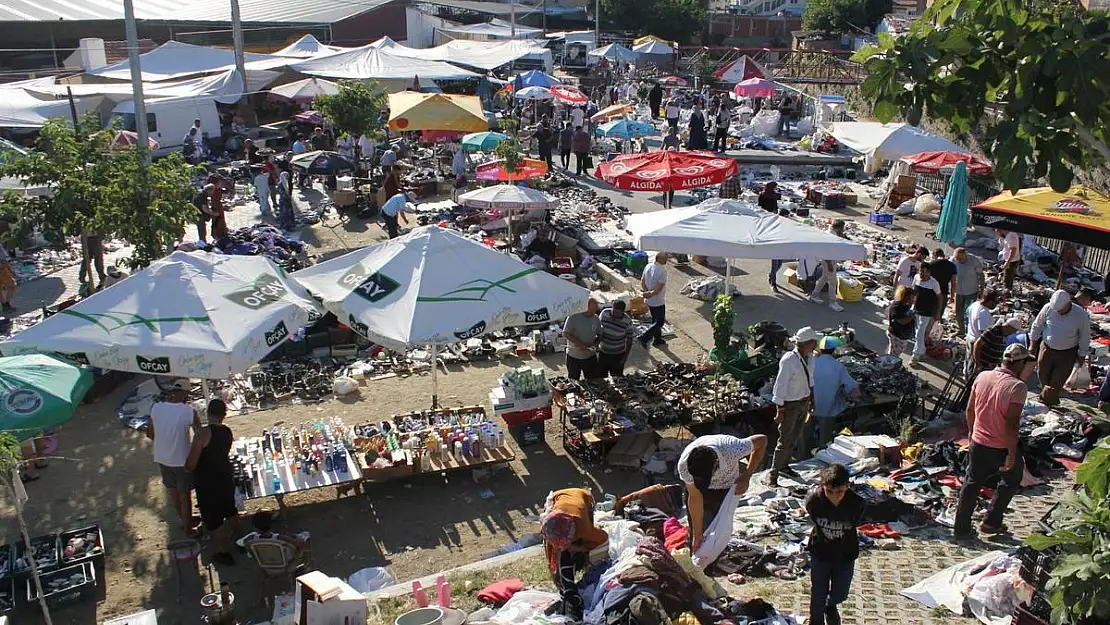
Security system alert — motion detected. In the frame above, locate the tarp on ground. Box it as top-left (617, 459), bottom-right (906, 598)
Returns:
top-left (273, 34), bottom-right (347, 58)
top-left (714, 55), bottom-right (767, 83)
top-left (971, 185), bottom-right (1110, 248)
top-left (88, 40), bottom-right (293, 82)
top-left (624, 199), bottom-right (867, 260)
top-left (291, 45), bottom-right (479, 80)
top-left (829, 122), bottom-right (967, 162)
top-left (0, 88), bottom-right (96, 128)
top-left (0, 252), bottom-right (321, 379)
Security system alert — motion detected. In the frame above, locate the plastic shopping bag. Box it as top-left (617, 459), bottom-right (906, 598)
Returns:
top-left (1065, 364), bottom-right (1092, 392)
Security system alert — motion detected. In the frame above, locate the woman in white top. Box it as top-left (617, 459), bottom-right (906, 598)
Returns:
top-left (677, 433), bottom-right (767, 563)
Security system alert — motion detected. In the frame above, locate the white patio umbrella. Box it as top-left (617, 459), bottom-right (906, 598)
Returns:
top-left (269, 77), bottom-right (340, 101)
top-left (625, 198), bottom-right (867, 284)
top-left (515, 86), bottom-right (554, 101)
top-left (289, 225), bottom-right (589, 406)
top-left (0, 252), bottom-right (321, 384)
top-left (457, 184), bottom-right (558, 249)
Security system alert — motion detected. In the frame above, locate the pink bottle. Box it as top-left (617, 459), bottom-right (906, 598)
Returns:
top-left (412, 581), bottom-right (429, 608)
top-left (436, 575), bottom-right (452, 608)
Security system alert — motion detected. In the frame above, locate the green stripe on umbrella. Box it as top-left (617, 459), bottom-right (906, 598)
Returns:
top-left (0, 355), bottom-right (93, 441)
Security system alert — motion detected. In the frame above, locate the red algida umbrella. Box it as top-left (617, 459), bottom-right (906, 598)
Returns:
top-left (594, 150), bottom-right (739, 192)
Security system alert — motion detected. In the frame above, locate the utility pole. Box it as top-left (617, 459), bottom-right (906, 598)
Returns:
top-left (542, 0), bottom-right (547, 36)
top-left (230, 0), bottom-right (247, 99)
top-left (594, 0), bottom-right (600, 44)
top-left (123, 0), bottom-right (150, 165)
top-left (510, 1), bottom-right (516, 38)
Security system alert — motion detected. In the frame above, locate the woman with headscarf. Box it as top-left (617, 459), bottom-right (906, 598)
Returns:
top-left (687, 104), bottom-right (707, 150)
top-left (678, 434), bottom-right (767, 567)
top-left (758, 181), bottom-right (780, 214)
top-left (540, 488), bottom-right (609, 620)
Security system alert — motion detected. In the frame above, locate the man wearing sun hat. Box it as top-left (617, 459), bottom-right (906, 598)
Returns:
top-left (1030, 289), bottom-right (1090, 406)
top-left (770, 327), bottom-right (817, 485)
top-left (953, 343), bottom-right (1037, 539)
top-left (808, 335), bottom-right (861, 453)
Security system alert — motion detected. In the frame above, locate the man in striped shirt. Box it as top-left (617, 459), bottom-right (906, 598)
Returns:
top-left (597, 301), bottom-right (634, 377)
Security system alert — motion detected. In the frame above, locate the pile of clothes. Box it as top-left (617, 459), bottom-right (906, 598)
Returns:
top-left (209, 224), bottom-right (308, 271)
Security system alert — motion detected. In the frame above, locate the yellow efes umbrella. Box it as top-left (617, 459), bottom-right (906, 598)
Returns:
top-left (387, 92), bottom-right (488, 132)
top-left (590, 103), bottom-right (633, 122)
top-left (972, 185), bottom-right (1110, 247)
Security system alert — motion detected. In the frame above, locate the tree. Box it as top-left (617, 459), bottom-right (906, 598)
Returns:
top-left (314, 80), bottom-right (388, 140)
top-left (600, 0), bottom-right (706, 43)
top-left (0, 115), bottom-right (200, 271)
top-left (852, 0), bottom-right (1110, 192)
top-left (803, 0), bottom-right (891, 35)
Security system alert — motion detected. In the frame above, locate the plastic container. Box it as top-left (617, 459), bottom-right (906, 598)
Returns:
top-left (836, 279), bottom-right (864, 302)
top-left (618, 250), bottom-right (649, 275)
top-left (60, 525), bottom-right (105, 573)
top-left (396, 607), bottom-right (444, 625)
top-left (868, 211), bottom-right (894, 225)
top-left (27, 560), bottom-right (96, 611)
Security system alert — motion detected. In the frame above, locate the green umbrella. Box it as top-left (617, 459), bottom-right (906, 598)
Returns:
top-left (0, 355), bottom-right (93, 441)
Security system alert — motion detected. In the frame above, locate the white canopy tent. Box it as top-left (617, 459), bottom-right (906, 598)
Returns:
top-left (625, 199), bottom-right (867, 283)
top-left (829, 122), bottom-right (967, 172)
top-left (588, 43), bottom-right (637, 63)
top-left (291, 45), bottom-right (478, 80)
top-left (88, 41), bottom-right (293, 82)
top-left (289, 225), bottom-right (588, 405)
top-left (27, 69), bottom-right (277, 105)
top-left (270, 77), bottom-right (340, 101)
top-left (400, 40), bottom-right (554, 72)
top-left (0, 252), bottom-right (320, 380)
top-left (0, 88), bottom-right (96, 128)
top-left (273, 35), bottom-right (347, 58)
top-left (458, 185), bottom-right (557, 247)
top-left (437, 20), bottom-right (544, 41)
top-left (633, 39), bottom-right (673, 56)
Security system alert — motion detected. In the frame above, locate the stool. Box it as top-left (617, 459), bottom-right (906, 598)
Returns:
top-left (167, 539), bottom-right (202, 601)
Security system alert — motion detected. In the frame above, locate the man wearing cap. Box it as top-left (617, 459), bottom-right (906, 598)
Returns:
top-left (1030, 289), bottom-right (1090, 406)
top-left (146, 380), bottom-right (202, 534)
top-left (380, 192), bottom-right (412, 239)
top-left (809, 336), bottom-right (861, 452)
top-left (953, 343), bottom-right (1037, 539)
top-left (770, 327), bottom-right (817, 485)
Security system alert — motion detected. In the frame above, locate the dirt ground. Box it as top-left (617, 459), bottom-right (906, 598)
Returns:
top-left (0, 178), bottom-right (1033, 624)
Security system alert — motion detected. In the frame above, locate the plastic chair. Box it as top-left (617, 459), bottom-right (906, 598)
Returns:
top-left (166, 539), bottom-right (202, 602)
top-left (246, 539), bottom-right (300, 607)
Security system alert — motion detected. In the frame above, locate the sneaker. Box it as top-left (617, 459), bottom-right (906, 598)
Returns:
top-left (829, 302), bottom-right (844, 312)
top-left (808, 294), bottom-right (824, 304)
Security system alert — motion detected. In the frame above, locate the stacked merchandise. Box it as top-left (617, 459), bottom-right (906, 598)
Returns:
top-left (490, 367), bottom-right (554, 441)
top-left (230, 417), bottom-right (358, 499)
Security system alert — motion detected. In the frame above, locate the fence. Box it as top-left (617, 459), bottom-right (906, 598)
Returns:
top-left (1034, 238), bottom-right (1110, 276)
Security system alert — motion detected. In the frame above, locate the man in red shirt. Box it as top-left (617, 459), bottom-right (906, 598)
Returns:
top-left (952, 343), bottom-right (1037, 539)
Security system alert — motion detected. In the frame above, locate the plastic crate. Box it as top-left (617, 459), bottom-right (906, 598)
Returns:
top-left (12, 534), bottom-right (60, 584)
top-left (0, 577), bottom-right (12, 615)
top-left (28, 561), bottom-right (97, 611)
top-left (869, 211), bottom-right (894, 225)
top-left (618, 250), bottom-right (650, 275)
top-left (510, 420), bottom-right (545, 447)
top-left (837, 278), bottom-right (864, 302)
top-left (60, 525), bottom-right (105, 573)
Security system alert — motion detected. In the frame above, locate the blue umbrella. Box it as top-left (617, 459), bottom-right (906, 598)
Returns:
top-left (462, 131), bottom-right (508, 151)
top-left (598, 120), bottom-right (656, 139)
top-left (513, 70), bottom-right (561, 90)
top-left (936, 160), bottom-right (969, 245)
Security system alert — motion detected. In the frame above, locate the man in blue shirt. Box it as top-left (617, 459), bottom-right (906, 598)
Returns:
top-left (380, 193), bottom-right (412, 239)
top-left (808, 336), bottom-right (861, 455)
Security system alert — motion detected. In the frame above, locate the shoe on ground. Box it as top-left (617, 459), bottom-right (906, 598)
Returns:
top-left (825, 605), bottom-right (842, 625)
top-left (829, 302), bottom-right (844, 312)
top-left (978, 521), bottom-right (1009, 535)
top-left (808, 294), bottom-right (824, 304)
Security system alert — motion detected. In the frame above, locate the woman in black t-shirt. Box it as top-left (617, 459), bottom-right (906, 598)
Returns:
top-left (887, 286), bottom-right (916, 355)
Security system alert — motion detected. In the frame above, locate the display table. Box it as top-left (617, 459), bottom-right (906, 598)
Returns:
top-left (357, 445), bottom-right (515, 483)
top-left (235, 436), bottom-right (361, 500)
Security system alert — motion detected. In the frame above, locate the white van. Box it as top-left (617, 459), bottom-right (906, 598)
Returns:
top-left (110, 96), bottom-right (221, 158)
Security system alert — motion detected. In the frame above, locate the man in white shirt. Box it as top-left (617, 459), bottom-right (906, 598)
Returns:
top-left (571, 106), bottom-right (585, 131)
top-left (146, 379), bottom-right (202, 533)
top-left (965, 289), bottom-right (998, 374)
top-left (380, 145), bottom-right (399, 173)
top-left (1030, 289), bottom-right (1091, 406)
top-left (665, 99), bottom-right (680, 131)
top-left (358, 134), bottom-right (376, 174)
top-left (893, 247), bottom-right (927, 288)
top-left (639, 252), bottom-right (669, 349)
top-left (770, 326), bottom-right (817, 486)
top-left (996, 229), bottom-right (1021, 292)
top-left (952, 247), bottom-right (985, 337)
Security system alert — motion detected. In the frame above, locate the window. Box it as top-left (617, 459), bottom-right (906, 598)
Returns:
top-left (113, 112), bottom-right (157, 133)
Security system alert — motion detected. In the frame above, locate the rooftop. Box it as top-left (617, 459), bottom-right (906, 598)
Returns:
top-left (0, 0), bottom-right (396, 24)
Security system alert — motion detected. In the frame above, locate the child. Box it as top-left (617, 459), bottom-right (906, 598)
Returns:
top-left (806, 463), bottom-right (865, 625)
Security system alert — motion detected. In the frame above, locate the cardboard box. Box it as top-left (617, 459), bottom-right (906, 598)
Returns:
top-left (294, 571), bottom-right (368, 625)
top-left (895, 174), bottom-right (916, 193)
top-left (331, 189), bottom-right (356, 207)
top-left (627, 296), bottom-right (649, 317)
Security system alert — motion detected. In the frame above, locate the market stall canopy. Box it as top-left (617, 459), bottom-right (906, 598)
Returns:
top-left (288, 225), bottom-right (589, 352)
top-left (659, 76), bottom-right (687, 87)
top-left (625, 199), bottom-right (868, 260)
top-left (0, 355), bottom-right (93, 442)
top-left (0, 87), bottom-right (95, 128)
top-left (475, 158), bottom-right (549, 181)
top-left (0, 252), bottom-right (320, 379)
top-left (290, 150), bottom-right (357, 174)
top-left (515, 86), bottom-right (554, 101)
top-left (292, 45), bottom-right (478, 81)
top-left (23, 68), bottom-right (278, 103)
top-left (595, 150), bottom-right (738, 192)
top-left (388, 93), bottom-right (487, 132)
top-left (588, 44), bottom-right (637, 63)
top-left (273, 35), bottom-right (347, 58)
top-left (714, 55), bottom-right (767, 83)
top-left (550, 85), bottom-right (588, 106)
top-left (829, 122), bottom-right (967, 162)
top-left (900, 151), bottom-right (992, 177)
top-left (513, 70), bottom-right (562, 89)
top-left (598, 119), bottom-right (656, 139)
top-left (437, 20), bottom-right (544, 40)
top-left (111, 130), bottom-right (159, 150)
top-left (633, 39), bottom-right (673, 56)
top-left (399, 40), bottom-right (553, 72)
top-left (269, 77), bottom-right (340, 102)
top-left (88, 40), bottom-right (293, 82)
top-left (462, 131), bottom-right (509, 151)
top-left (971, 185), bottom-right (1110, 247)
top-left (457, 184), bottom-right (557, 210)
top-left (732, 78), bottom-right (777, 98)
top-left (591, 103), bottom-right (633, 122)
